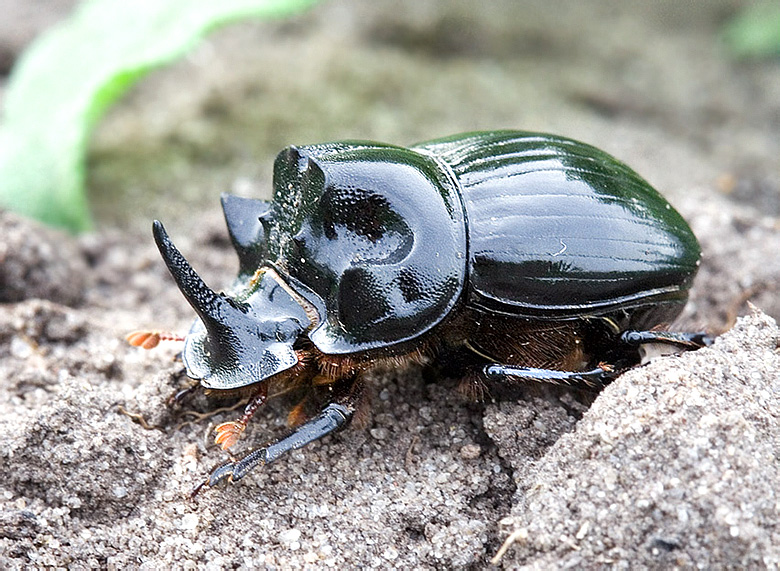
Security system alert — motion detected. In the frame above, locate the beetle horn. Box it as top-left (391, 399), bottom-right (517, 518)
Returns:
top-left (152, 220), bottom-right (246, 335)
top-left (220, 193), bottom-right (272, 275)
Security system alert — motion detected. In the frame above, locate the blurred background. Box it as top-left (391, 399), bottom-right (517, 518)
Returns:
top-left (1, 4), bottom-right (779, 567)
top-left (2, 0), bottom-right (777, 231)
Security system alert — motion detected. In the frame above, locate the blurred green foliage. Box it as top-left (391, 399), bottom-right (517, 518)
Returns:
top-left (723, 3), bottom-right (780, 59)
top-left (0, 0), bottom-right (319, 233)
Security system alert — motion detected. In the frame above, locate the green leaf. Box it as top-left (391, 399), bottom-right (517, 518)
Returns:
top-left (0, 0), bottom-right (319, 232)
top-left (723, 3), bottom-right (780, 60)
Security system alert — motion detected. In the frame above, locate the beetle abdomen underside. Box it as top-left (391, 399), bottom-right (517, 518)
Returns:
top-left (415, 131), bottom-right (701, 317)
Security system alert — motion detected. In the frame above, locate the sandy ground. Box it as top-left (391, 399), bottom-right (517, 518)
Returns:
top-left (2, 0), bottom-right (780, 568)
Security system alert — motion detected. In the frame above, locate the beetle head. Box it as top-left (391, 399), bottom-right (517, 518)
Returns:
top-left (153, 221), bottom-right (309, 390)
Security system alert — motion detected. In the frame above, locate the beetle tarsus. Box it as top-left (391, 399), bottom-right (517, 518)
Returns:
top-left (190, 464), bottom-right (234, 499)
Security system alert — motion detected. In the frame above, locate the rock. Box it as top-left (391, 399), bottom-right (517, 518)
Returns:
top-left (495, 310), bottom-right (780, 568)
top-left (0, 211), bottom-right (87, 306)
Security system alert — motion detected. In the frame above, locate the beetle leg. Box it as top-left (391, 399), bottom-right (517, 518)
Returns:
top-left (166, 380), bottom-right (201, 408)
top-left (619, 330), bottom-right (713, 365)
top-left (193, 380), bottom-right (363, 496)
top-left (620, 330), bottom-right (713, 348)
top-left (483, 364), bottom-right (618, 387)
top-left (214, 384), bottom-right (268, 450)
top-left (193, 403), bottom-right (352, 495)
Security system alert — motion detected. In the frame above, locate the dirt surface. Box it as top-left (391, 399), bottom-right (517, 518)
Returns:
top-left (1, 0), bottom-right (779, 568)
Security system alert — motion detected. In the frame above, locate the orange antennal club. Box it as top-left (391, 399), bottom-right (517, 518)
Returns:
top-left (126, 330), bottom-right (185, 350)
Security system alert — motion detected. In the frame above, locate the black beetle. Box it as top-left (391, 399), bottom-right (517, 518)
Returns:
top-left (130, 130), bottom-right (710, 492)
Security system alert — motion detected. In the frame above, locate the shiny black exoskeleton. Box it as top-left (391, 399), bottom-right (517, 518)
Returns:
top-left (136, 131), bottom-right (710, 492)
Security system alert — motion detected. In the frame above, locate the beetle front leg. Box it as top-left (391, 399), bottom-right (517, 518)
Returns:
top-left (193, 380), bottom-right (363, 496)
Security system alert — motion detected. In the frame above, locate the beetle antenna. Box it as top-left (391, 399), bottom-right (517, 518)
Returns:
top-left (126, 330), bottom-right (185, 349)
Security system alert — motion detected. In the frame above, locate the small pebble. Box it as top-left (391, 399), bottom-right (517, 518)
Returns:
top-left (279, 528), bottom-right (302, 544)
top-left (460, 444), bottom-right (481, 459)
top-left (180, 513), bottom-right (198, 531)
